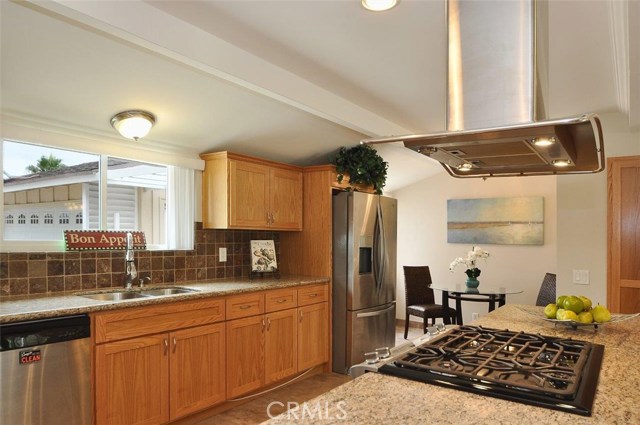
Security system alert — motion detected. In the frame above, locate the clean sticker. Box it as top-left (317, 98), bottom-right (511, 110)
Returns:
top-left (19, 350), bottom-right (41, 365)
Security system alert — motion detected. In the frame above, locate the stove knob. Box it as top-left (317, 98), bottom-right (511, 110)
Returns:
top-left (375, 347), bottom-right (391, 359)
top-left (364, 351), bottom-right (380, 364)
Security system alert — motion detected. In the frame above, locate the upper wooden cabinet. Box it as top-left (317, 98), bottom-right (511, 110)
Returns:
top-left (200, 152), bottom-right (303, 231)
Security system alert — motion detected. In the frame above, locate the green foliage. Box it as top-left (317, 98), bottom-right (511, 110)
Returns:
top-left (26, 154), bottom-right (66, 174)
top-left (333, 145), bottom-right (388, 195)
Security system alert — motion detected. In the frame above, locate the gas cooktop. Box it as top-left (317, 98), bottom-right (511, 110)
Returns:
top-left (379, 325), bottom-right (604, 416)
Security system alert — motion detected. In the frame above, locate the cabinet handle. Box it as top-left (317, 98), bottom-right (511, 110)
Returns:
top-left (299, 310), bottom-right (303, 323)
top-left (163, 338), bottom-right (168, 355)
top-left (267, 318), bottom-right (271, 330)
top-left (172, 337), bottom-right (177, 353)
top-left (262, 319), bottom-right (266, 331)
top-left (277, 298), bottom-right (287, 304)
top-left (270, 212), bottom-right (275, 224)
top-left (308, 293), bottom-right (318, 298)
top-left (239, 305), bottom-right (252, 310)
top-left (266, 212), bottom-right (271, 224)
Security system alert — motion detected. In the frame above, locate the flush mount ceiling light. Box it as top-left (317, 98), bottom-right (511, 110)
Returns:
top-left (361, 0), bottom-right (398, 12)
top-left (110, 110), bottom-right (155, 141)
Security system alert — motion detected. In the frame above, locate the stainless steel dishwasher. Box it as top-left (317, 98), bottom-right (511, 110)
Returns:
top-left (0, 314), bottom-right (91, 425)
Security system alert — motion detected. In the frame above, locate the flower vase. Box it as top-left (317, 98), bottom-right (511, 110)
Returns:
top-left (466, 277), bottom-right (480, 289)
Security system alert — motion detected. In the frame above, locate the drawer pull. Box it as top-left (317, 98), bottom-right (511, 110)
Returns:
top-left (277, 299), bottom-right (287, 303)
top-left (239, 305), bottom-right (252, 310)
top-left (308, 293), bottom-right (318, 298)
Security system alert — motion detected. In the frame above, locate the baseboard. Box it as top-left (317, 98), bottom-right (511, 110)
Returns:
top-left (395, 318), bottom-right (424, 329)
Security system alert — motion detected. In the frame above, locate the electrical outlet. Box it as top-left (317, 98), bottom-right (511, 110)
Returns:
top-left (572, 269), bottom-right (589, 285)
top-left (219, 247), bottom-right (227, 262)
top-left (472, 313), bottom-right (479, 321)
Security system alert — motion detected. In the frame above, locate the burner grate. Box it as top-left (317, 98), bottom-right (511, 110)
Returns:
top-left (380, 325), bottom-right (604, 415)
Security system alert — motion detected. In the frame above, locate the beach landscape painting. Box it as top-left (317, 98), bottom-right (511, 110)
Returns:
top-left (447, 197), bottom-right (544, 245)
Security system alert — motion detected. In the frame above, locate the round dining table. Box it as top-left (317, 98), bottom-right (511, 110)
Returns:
top-left (429, 283), bottom-right (523, 325)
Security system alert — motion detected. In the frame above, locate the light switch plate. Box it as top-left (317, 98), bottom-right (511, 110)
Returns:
top-left (219, 247), bottom-right (227, 262)
top-left (572, 269), bottom-right (589, 285)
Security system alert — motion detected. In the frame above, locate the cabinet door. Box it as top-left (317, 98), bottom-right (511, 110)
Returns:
top-left (95, 335), bottom-right (169, 425)
top-left (265, 309), bottom-right (298, 385)
top-left (229, 160), bottom-right (270, 228)
top-left (297, 302), bottom-right (329, 371)
top-left (270, 167), bottom-right (303, 230)
top-left (226, 315), bottom-right (265, 398)
top-left (169, 323), bottom-right (226, 420)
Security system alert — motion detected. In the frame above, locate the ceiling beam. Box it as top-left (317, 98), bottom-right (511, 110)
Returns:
top-left (25, 0), bottom-right (410, 137)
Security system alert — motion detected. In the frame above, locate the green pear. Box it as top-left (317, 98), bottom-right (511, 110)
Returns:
top-left (592, 305), bottom-right (612, 323)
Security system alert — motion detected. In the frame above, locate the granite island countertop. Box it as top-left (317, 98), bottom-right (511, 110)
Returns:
top-left (264, 304), bottom-right (640, 425)
top-left (0, 275), bottom-right (329, 323)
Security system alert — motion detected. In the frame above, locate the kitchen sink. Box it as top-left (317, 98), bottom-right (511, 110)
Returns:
top-left (78, 287), bottom-right (199, 302)
top-left (79, 291), bottom-right (150, 301)
top-left (140, 287), bottom-right (199, 296)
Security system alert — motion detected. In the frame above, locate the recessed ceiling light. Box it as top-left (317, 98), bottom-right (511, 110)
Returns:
top-left (532, 136), bottom-right (556, 147)
top-left (552, 159), bottom-right (572, 167)
top-left (361, 0), bottom-right (399, 12)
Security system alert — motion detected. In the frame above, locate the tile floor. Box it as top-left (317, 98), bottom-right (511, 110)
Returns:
top-left (177, 325), bottom-right (422, 425)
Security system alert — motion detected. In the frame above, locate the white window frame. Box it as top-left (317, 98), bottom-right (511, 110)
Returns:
top-left (1, 139), bottom-right (176, 252)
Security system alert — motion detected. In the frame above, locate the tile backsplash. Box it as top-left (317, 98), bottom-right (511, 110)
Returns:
top-left (0, 224), bottom-right (280, 296)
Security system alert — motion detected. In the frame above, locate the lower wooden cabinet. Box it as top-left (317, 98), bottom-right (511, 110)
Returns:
top-left (226, 315), bottom-right (265, 399)
top-left (298, 302), bottom-right (329, 371)
top-left (170, 323), bottom-right (225, 420)
top-left (226, 308), bottom-right (299, 398)
top-left (265, 308), bottom-right (298, 385)
top-left (95, 334), bottom-right (170, 425)
top-left (95, 323), bottom-right (225, 425)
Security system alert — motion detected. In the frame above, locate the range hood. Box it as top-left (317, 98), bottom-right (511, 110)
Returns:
top-left (363, 0), bottom-right (605, 178)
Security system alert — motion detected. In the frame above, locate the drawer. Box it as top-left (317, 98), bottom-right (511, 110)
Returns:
top-left (297, 284), bottom-right (328, 306)
top-left (265, 288), bottom-right (297, 312)
top-left (226, 292), bottom-right (265, 320)
top-left (93, 297), bottom-right (225, 344)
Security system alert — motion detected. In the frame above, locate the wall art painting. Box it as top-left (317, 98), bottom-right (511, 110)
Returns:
top-left (447, 197), bottom-right (544, 245)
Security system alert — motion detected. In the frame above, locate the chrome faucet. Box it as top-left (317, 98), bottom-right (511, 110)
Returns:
top-left (124, 232), bottom-right (137, 289)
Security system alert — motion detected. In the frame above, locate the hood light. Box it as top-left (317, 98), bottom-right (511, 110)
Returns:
top-left (361, 0), bottom-right (398, 12)
top-left (457, 163), bottom-right (474, 171)
top-left (552, 159), bottom-right (572, 167)
top-left (110, 110), bottom-right (156, 141)
top-left (532, 137), bottom-right (556, 147)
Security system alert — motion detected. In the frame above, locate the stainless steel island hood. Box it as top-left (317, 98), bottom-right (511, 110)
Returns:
top-left (364, 0), bottom-right (605, 178)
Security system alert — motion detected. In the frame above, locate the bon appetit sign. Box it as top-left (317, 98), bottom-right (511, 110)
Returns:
top-left (64, 231), bottom-right (146, 251)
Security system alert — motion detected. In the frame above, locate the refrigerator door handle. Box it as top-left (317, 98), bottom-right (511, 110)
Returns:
top-left (356, 304), bottom-right (395, 318)
top-left (372, 201), bottom-right (385, 293)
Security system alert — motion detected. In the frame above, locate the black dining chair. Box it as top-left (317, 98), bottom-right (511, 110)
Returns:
top-left (403, 266), bottom-right (457, 339)
top-left (535, 272), bottom-right (557, 306)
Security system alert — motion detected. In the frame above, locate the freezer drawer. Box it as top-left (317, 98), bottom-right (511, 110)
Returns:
top-left (333, 303), bottom-right (396, 374)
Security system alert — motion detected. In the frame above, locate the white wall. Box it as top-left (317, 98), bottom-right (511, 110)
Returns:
top-left (557, 112), bottom-right (640, 305)
top-left (392, 173), bottom-right (557, 325)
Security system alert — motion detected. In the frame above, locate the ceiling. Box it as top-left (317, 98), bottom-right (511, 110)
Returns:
top-left (1, 0), bottom-right (637, 192)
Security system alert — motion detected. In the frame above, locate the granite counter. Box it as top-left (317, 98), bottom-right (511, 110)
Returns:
top-left (264, 304), bottom-right (640, 424)
top-left (0, 275), bottom-right (329, 323)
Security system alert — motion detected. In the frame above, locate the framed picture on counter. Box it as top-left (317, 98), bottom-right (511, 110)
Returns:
top-left (250, 240), bottom-right (278, 272)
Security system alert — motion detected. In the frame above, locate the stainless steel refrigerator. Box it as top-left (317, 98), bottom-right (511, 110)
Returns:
top-left (332, 191), bottom-right (397, 374)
